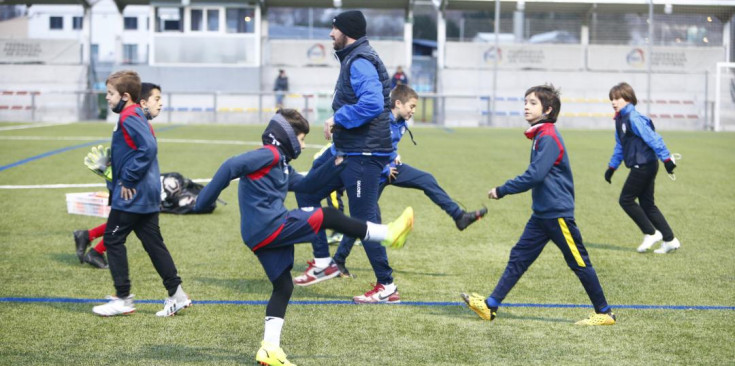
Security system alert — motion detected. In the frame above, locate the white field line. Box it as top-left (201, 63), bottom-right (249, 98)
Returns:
top-left (0, 135), bottom-right (325, 149)
top-left (0, 178), bottom-right (215, 190)
top-left (0, 122), bottom-right (74, 132)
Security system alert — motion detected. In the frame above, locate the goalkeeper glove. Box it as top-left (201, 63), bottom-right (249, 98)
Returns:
top-left (84, 145), bottom-right (112, 181)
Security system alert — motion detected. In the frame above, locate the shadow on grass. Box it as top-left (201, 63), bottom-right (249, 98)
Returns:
top-left (422, 304), bottom-right (570, 324)
top-left (49, 252), bottom-right (84, 267)
top-left (136, 344), bottom-right (245, 363)
top-left (392, 268), bottom-right (453, 277)
top-left (585, 242), bottom-right (631, 252)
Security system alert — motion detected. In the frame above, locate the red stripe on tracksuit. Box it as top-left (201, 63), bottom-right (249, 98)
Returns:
top-left (120, 104), bottom-right (156, 150)
top-left (252, 224), bottom-right (285, 252)
top-left (247, 145), bottom-right (280, 180)
top-left (307, 208), bottom-right (324, 233)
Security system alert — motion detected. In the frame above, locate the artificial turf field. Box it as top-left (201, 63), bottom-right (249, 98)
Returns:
top-left (0, 121), bottom-right (733, 365)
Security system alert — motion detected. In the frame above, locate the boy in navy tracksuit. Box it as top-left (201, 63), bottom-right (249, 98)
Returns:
top-left (332, 85), bottom-right (488, 276)
top-left (461, 84), bottom-right (616, 326)
top-left (605, 82), bottom-right (680, 254)
top-left (192, 109), bottom-right (413, 366)
top-left (93, 71), bottom-right (191, 318)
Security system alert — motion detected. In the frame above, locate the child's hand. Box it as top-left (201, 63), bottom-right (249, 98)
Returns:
top-left (388, 166), bottom-right (399, 182)
top-left (324, 117), bottom-right (335, 140)
top-left (488, 187), bottom-right (499, 200)
top-left (121, 186), bottom-right (136, 200)
top-left (334, 156), bottom-right (344, 165)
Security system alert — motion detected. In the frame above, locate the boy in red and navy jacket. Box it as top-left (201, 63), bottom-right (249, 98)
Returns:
top-left (461, 84), bottom-right (616, 326)
top-left (193, 109), bottom-right (414, 366)
top-left (93, 71), bottom-right (190, 318)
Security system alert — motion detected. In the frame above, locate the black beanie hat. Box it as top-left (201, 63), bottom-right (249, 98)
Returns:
top-left (332, 10), bottom-right (366, 40)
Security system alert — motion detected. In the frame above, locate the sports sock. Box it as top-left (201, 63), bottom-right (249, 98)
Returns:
top-left (263, 316), bottom-right (284, 347)
top-left (486, 296), bottom-right (500, 308)
top-left (364, 221), bottom-right (388, 242)
top-left (314, 257), bottom-right (332, 268)
top-left (89, 223), bottom-right (106, 240)
top-left (93, 240), bottom-right (106, 254)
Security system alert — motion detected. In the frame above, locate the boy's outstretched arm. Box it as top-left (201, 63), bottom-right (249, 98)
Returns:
top-left (194, 149), bottom-right (275, 212)
top-left (494, 136), bottom-right (559, 199)
top-left (288, 155), bottom-right (345, 193)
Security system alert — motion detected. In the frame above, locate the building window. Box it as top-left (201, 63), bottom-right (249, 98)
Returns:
top-left (207, 9), bottom-right (219, 31)
top-left (226, 8), bottom-right (255, 33)
top-left (72, 16), bottom-right (83, 30)
top-left (91, 44), bottom-right (99, 62)
top-left (49, 16), bottom-right (63, 30)
top-left (156, 7), bottom-right (183, 32)
top-left (123, 44), bottom-right (139, 64)
top-left (191, 9), bottom-right (203, 31)
top-left (124, 16), bottom-right (138, 30)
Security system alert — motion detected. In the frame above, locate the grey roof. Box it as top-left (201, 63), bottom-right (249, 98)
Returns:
top-left (0, 0), bottom-right (732, 19)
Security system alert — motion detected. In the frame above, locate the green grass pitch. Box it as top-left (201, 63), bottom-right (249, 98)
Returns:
top-left (0, 121), bottom-right (734, 365)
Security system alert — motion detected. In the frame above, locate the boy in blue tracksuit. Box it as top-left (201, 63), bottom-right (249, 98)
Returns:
top-left (93, 71), bottom-right (191, 318)
top-left (461, 84), bottom-right (616, 326)
top-left (605, 82), bottom-right (680, 254)
top-left (332, 85), bottom-right (488, 276)
top-left (192, 109), bottom-right (413, 366)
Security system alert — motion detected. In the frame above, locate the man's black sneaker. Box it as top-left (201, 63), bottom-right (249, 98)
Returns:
top-left (74, 230), bottom-right (90, 263)
top-left (84, 249), bottom-right (108, 269)
top-left (335, 260), bottom-right (354, 278)
top-left (455, 207), bottom-right (488, 231)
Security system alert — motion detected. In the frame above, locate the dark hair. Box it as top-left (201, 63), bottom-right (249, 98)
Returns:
top-left (277, 108), bottom-right (309, 135)
top-left (106, 70), bottom-right (141, 103)
top-left (390, 84), bottom-right (419, 108)
top-left (525, 84), bottom-right (561, 122)
top-left (609, 82), bottom-right (638, 105)
top-left (140, 82), bottom-right (161, 103)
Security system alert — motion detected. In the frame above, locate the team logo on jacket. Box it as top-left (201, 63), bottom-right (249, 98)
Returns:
top-left (621, 123), bottom-right (626, 134)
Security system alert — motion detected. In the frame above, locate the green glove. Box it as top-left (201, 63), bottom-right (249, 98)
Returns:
top-left (84, 145), bottom-right (112, 181)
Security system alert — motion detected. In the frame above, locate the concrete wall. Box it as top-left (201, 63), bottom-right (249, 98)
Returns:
top-left (440, 68), bottom-right (710, 130)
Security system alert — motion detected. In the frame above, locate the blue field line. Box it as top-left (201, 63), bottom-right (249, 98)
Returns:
top-left (1, 297), bottom-right (732, 310)
top-left (0, 125), bottom-right (181, 172)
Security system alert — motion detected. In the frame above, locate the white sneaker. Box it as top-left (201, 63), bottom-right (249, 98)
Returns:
top-left (637, 230), bottom-right (663, 252)
top-left (93, 295), bottom-right (135, 316)
top-left (156, 285), bottom-right (192, 317)
top-left (654, 238), bottom-right (681, 254)
top-left (353, 283), bottom-right (400, 304)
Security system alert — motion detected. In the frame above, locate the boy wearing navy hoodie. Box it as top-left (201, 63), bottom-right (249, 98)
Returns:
top-left (193, 109), bottom-right (413, 366)
top-left (461, 84), bottom-right (615, 326)
top-left (93, 71), bottom-right (190, 318)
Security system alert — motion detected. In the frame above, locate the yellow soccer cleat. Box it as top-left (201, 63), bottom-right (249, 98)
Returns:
top-left (575, 312), bottom-right (616, 326)
top-left (255, 341), bottom-right (297, 366)
top-left (460, 292), bottom-right (496, 321)
top-left (381, 207), bottom-right (414, 249)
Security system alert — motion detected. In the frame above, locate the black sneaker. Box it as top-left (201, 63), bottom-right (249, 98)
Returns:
top-left (73, 230), bottom-right (90, 263)
top-left (334, 260), bottom-right (354, 278)
top-left (84, 249), bottom-right (108, 269)
top-left (455, 207), bottom-right (488, 231)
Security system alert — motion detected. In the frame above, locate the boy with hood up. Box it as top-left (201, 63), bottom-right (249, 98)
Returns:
top-left (193, 109), bottom-right (414, 366)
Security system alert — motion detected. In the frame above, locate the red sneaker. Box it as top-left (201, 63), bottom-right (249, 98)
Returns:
top-left (293, 259), bottom-right (341, 287)
top-left (353, 283), bottom-right (400, 304)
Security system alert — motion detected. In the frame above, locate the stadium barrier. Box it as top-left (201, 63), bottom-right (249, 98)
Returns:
top-left (1, 89), bottom-right (709, 130)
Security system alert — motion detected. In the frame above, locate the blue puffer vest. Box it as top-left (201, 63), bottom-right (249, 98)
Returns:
top-left (331, 37), bottom-right (393, 154)
top-left (616, 104), bottom-right (657, 167)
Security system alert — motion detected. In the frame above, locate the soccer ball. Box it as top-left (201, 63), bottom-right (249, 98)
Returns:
top-left (162, 176), bottom-right (181, 196)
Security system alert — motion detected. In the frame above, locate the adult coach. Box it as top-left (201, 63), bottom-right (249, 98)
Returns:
top-left (294, 10), bottom-right (402, 303)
